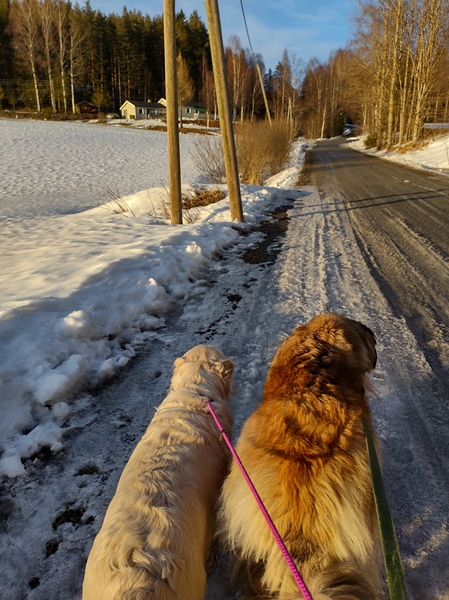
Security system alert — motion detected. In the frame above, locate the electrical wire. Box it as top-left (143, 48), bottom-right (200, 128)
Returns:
top-left (239, 0), bottom-right (256, 59)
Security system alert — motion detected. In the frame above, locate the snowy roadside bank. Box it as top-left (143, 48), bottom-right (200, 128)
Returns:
top-left (345, 133), bottom-right (449, 174)
top-left (0, 118), bottom-right (309, 478)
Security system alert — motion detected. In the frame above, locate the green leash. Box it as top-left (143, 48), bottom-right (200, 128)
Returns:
top-left (364, 415), bottom-right (407, 600)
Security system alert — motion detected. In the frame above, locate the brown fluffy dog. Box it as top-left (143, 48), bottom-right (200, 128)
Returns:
top-left (82, 344), bottom-right (234, 600)
top-left (218, 314), bottom-right (383, 600)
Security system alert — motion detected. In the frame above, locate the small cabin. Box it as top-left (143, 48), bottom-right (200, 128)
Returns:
top-left (75, 101), bottom-right (96, 115)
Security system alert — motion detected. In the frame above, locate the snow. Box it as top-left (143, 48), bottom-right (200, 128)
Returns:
top-left (1, 118), bottom-right (301, 478)
top-left (0, 118), bottom-right (448, 599)
top-left (346, 132), bottom-right (449, 173)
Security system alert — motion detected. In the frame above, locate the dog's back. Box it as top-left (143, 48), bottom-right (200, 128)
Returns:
top-left (83, 345), bottom-right (234, 600)
top-left (218, 314), bottom-right (383, 599)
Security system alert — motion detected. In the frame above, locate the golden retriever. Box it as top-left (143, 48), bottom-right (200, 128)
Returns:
top-left (217, 314), bottom-right (383, 599)
top-left (82, 344), bottom-right (234, 600)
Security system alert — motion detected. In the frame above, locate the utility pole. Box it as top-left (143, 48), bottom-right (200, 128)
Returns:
top-left (204, 0), bottom-right (244, 222)
top-left (163, 0), bottom-right (182, 224)
top-left (256, 63), bottom-right (272, 126)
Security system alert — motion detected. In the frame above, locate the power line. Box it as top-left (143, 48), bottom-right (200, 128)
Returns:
top-left (239, 0), bottom-right (255, 59)
top-left (237, 0), bottom-right (272, 124)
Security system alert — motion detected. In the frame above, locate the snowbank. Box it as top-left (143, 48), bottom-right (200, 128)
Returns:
top-left (345, 134), bottom-right (449, 173)
top-left (0, 118), bottom-right (307, 477)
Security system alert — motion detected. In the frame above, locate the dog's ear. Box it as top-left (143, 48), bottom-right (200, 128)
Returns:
top-left (173, 356), bottom-right (186, 370)
top-left (337, 318), bottom-right (377, 373)
top-left (358, 322), bottom-right (377, 370)
top-left (214, 358), bottom-right (235, 381)
top-left (304, 314), bottom-right (377, 374)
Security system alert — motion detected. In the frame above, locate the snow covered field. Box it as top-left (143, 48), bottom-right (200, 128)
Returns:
top-left (1, 118), bottom-right (448, 599)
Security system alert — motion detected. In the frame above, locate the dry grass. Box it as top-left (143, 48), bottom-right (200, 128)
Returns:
top-left (235, 119), bottom-right (293, 185)
top-left (99, 185), bottom-right (135, 216)
top-left (147, 187), bottom-right (225, 224)
top-left (191, 119), bottom-right (293, 186)
top-left (182, 188), bottom-right (225, 223)
top-left (395, 136), bottom-right (432, 153)
top-left (182, 188), bottom-right (225, 209)
top-left (145, 190), bottom-right (171, 224)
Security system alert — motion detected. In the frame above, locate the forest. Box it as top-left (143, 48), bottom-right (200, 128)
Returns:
top-left (0, 0), bottom-right (448, 148)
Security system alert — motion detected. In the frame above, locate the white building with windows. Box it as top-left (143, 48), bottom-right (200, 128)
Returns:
top-left (119, 100), bottom-right (167, 120)
top-left (120, 99), bottom-right (208, 121)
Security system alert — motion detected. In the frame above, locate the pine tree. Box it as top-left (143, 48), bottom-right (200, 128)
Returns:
top-left (0, 0), bottom-right (13, 78)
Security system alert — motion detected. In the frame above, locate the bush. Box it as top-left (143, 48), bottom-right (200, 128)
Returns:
top-left (364, 133), bottom-right (377, 149)
top-left (191, 134), bottom-right (226, 184)
top-left (191, 119), bottom-right (293, 186)
top-left (42, 107), bottom-right (53, 120)
top-left (234, 119), bottom-right (293, 185)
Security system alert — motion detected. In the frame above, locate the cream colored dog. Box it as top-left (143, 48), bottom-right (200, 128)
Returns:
top-left (218, 314), bottom-right (383, 599)
top-left (82, 344), bottom-right (234, 600)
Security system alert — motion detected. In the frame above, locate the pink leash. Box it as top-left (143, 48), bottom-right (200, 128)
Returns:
top-left (206, 400), bottom-right (313, 600)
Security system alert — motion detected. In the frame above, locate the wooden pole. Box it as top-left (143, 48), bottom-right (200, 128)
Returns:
top-left (204, 0), bottom-right (244, 222)
top-left (163, 0), bottom-right (182, 224)
top-left (256, 63), bottom-right (272, 126)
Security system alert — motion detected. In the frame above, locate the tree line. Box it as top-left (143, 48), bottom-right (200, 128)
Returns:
top-left (0, 0), bottom-right (210, 114)
top-left (301, 0), bottom-right (449, 148)
top-left (0, 0), bottom-right (306, 127)
top-left (1, 0), bottom-right (448, 148)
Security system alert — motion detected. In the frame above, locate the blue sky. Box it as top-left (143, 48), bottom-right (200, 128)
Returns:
top-left (88, 0), bottom-right (355, 72)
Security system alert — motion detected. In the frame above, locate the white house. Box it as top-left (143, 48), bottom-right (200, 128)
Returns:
top-left (159, 99), bottom-right (209, 121)
top-left (120, 99), bottom-right (208, 121)
top-left (120, 100), bottom-right (167, 120)
top-left (179, 105), bottom-right (208, 120)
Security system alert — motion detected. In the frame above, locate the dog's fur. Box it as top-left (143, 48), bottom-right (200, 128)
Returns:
top-left (82, 344), bottom-right (234, 600)
top-left (217, 314), bottom-right (383, 599)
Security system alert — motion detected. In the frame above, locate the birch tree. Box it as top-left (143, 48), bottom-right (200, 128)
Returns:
top-left (410, 0), bottom-right (447, 142)
top-left (8, 0), bottom-right (42, 111)
top-left (272, 50), bottom-right (303, 127)
top-left (352, 0), bottom-right (449, 148)
top-left (301, 58), bottom-right (329, 138)
top-left (225, 36), bottom-right (248, 122)
top-left (38, 0), bottom-right (57, 112)
top-left (200, 54), bottom-right (216, 125)
top-left (68, 4), bottom-right (85, 114)
top-left (54, 0), bottom-right (69, 113)
top-left (246, 52), bottom-right (265, 122)
top-left (176, 53), bottom-right (194, 127)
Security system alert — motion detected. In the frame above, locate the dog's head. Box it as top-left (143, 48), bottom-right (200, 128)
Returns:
top-left (171, 344), bottom-right (235, 400)
top-left (302, 313), bottom-right (377, 373)
top-left (266, 313), bottom-right (377, 395)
